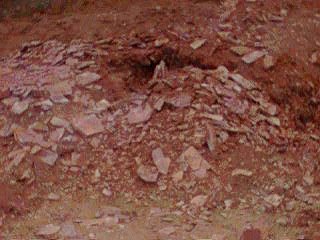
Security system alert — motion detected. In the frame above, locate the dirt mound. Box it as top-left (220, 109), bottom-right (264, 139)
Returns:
top-left (1, 0), bottom-right (320, 239)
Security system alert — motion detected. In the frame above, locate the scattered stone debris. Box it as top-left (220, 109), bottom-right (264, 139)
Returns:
top-left (1, 5), bottom-right (320, 237)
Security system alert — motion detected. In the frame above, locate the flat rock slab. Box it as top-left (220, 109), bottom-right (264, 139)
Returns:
top-left (127, 103), bottom-right (153, 124)
top-left (72, 114), bottom-right (104, 136)
top-left (229, 73), bottom-right (256, 90)
top-left (178, 146), bottom-right (211, 178)
top-left (152, 147), bottom-right (171, 175)
top-left (36, 224), bottom-right (61, 237)
top-left (242, 50), bottom-right (266, 64)
top-left (178, 146), bottom-right (204, 171)
top-left (38, 149), bottom-right (58, 166)
top-left (231, 169), bottom-right (253, 177)
top-left (190, 39), bottom-right (207, 50)
top-left (190, 195), bottom-right (208, 208)
top-left (14, 127), bottom-right (50, 148)
top-left (166, 93), bottom-right (192, 108)
top-left (230, 46), bottom-right (252, 56)
top-left (47, 80), bottom-right (74, 97)
top-left (76, 72), bottom-right (101, 86)
top-left (60, 222), bottom-right (78, 238)
top-left (11, 100), bottom-right (29, 115)
top-left (264, 194), bottom-right (283, 207)
top-left (50, 116), bottom-right (72, 133)
top-left (158, 226), bottom-right (176, 238)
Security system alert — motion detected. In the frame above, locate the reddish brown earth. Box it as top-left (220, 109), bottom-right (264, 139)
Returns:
top-left (1, 1), bottom-right (320, 239)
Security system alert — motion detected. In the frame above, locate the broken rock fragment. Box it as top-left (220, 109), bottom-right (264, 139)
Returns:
top-left (206, 124), bottom-right (216, 152)
top-left (152, 147), bottom-right (171, 175)
top-left (158, 226), bottom-right (176, 238)
top-left (95, 99), bottom-right (111, 112)
top-left (229, 73), bottom-right (257, 90)
top-left (30, 121), bottom-right (49, 132)
top-left (230, 46), bottom-right (252, 56)
top-left (190, 39), bottom-right (207, 50)
top-left (172, 171), bottom-right (184, 183)
top-left (0, 122), bottom-right (13, 138)
top-left (231, 169), bottom-right (253, 177)
top-left (50, 116), bottom-right (72, 132)
top-left (179, 146), bottom-right (204, 170)
top-left (166, 93), bottom-right (192, 108)
top-left (259, 100), bottom-right (277, 116)
top-left (72, 114), bottom-right (104, 136)
top-left (137, 165), bottom-right (159, 183)
top-left (60, 222), bottom-right (78, 238)
top-left (50, 128), bottom-right (65, 142)
top-left (242, 50), bottom-right (266, 64)
top-left (14, 127), bottom-right (50, 148)
top-left (153, 96), bottom-right (165, 111)
top-left (190, 195), bottom-right (208, 208)
top-left (36, 224), bottom-right (61, 237)
top-left (6, 148), bottom-right (28, 171)
top-left (224, 98), bottom-right (249, 115)
top-left (127, 103), bottom-right (153, 124)
top-left (213, 65), bottom-right (229, 83)
top-left (263, 55), bottom-right (275, 70)
top-left (0, 87), bottom-right (10, 100)
top-left (267, 117), bottom-right (281, 127)
top-left (155, 38), bottom-right (170, 47)
top-left (76, 72), bottom-right (101, 86)
top-left (11, 100), bottom-right (29, 115)
top-left (264, 194), bottom-right (283, 208)
top-left (38, 149), bottom-right (58, 166)
top-left (47, 80), bottom-right (74, 97)
top-left (178, 146), bottom-right (211, 178)
top-left (47, 193), bottom-right (60, 201)
top-left (311, 51), bottom-right (320, 65)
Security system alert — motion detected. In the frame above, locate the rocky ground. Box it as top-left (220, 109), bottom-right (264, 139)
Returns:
top-left (0, 0), bottom-right (320, 239)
